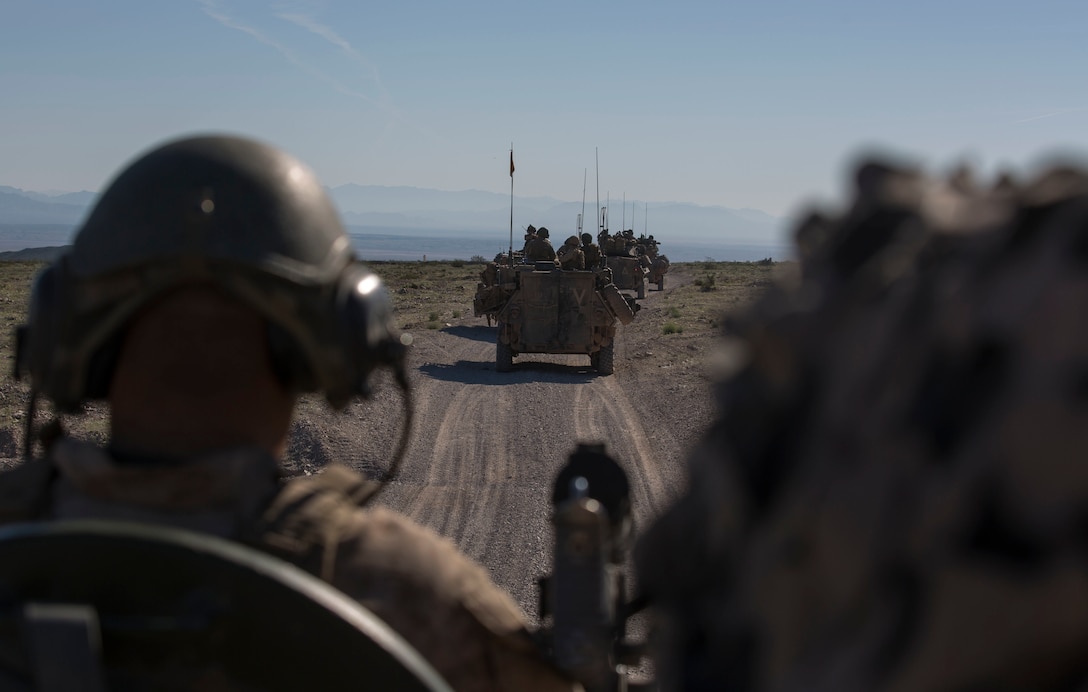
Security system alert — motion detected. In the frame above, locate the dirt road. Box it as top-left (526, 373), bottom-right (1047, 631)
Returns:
top-left (291, 268), bottom-right (718, 620)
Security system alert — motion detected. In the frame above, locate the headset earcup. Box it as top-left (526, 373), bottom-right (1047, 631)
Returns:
top-left (25, 260), bottom-right (91, 412)
top-left (330, 265), bottom-right (403, 406)
top-left (21, 264), bottom-right (59, 395)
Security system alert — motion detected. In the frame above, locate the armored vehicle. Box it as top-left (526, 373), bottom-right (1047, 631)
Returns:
top-left (599, 230), bottom-right (670, 299)
top-left (604, 254), bottom-right (648, 299)
top-left (647, 254), bottom-right (670, 291)
top-left (495, 263), bottom-right (637, 374)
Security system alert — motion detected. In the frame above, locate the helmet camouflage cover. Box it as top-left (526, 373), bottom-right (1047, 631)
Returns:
top-left (636, 160), bottom-right (1088, 690)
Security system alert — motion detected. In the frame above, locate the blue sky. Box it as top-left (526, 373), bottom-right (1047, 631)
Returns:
top-left (2, 0), bottom-right (1085, 219)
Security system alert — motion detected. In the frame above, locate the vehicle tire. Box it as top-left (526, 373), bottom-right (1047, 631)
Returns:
top-left (496, 337), bottom-right (513, 372)
top-left (657, 277), bottom-right (664, 291)
top-left (595, 342), bottom-right (614, 375)
top-left (637, 281), bottom-right (646, 300)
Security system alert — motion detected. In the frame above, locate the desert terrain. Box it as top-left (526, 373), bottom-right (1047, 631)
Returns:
top-left (0, 258), bottom-right (781, 623)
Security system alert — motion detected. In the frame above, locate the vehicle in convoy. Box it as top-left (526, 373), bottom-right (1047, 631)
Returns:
top-left (604, 254), bottom-right (648, 299)
top-left (647, 254), bottom-right (670, 291)
top-left (492, 261), bottom-right (638, 374)
top-left (599, 230), bottom-right (668, 298)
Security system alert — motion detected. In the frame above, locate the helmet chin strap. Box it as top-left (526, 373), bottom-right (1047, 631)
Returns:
top-left (21, 389), bottom-right (36, 461)
top-left (358, 356), bottom-right (413, 508)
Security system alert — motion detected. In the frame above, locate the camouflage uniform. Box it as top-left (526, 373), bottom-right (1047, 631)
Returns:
top-left (556, 235), bottom-right (585, 270)
top-left (525, 228), bottom-right (557, 262)
top-left (0, 440), bottom-right (575, 692)
top-left (637, 160), bottom-right (1088, 691)
top-left (580, 233), bottom-right (601, 269)
top-left (522, 224), bottom-right (538, 253)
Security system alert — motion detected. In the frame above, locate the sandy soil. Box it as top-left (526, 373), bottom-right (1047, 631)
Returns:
top-left (283, 266), bottom-right (728, 621)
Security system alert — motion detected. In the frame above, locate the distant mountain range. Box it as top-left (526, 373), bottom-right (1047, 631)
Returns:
top-left (0, 183), bottom-right (790, 246)
top-left (0, 187), bottom-right (90, 224)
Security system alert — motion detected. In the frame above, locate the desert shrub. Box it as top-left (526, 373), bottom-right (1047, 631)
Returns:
top-left (428, 311), bottom-right (440, 321)
top-left (667, 306), bottom-right (682, 319)
top-left (450, 259), bottom-right (465, 268)
top-left (662, 322), bottom-right (683, 335)
top-left (470, 255), bottom-right (488, 263)
top-left (755, 257), bottom-right (775, 266)
top-left (694, 273), bottom-right (717, 291)
top-left (452, 310), bottom-right (462, 318)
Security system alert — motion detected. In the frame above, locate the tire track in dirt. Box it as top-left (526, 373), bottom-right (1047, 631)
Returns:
top-left (377, 319), bottom-right (690, 615)
top-left (379, 330), bottom-right (509, 558)
top-left (571, 373), bottom-right (671, 523)
top-left (404, 379), bottom-right (512, 560)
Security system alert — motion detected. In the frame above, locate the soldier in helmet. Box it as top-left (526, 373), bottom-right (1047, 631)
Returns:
top-left (0, 135), bottom-right (574, 691)
top-left (580, 232), bottom-right (601, 269)
top-left (522, 224), bottom-right (538, 253)
top-left (524, 226), bottom-right (557, 262)
top-left (556, 235), bottom-right (585, 270)
top-left (637, 158), bottom-right (1088, 690)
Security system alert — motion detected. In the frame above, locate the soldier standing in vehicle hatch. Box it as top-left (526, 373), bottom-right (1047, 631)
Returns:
top-left (557, 235), bottom-right (585, 270)
top-left (525, 226), bottom-right (557, 262)
top-left (580, 233), bottom-right (601, 269)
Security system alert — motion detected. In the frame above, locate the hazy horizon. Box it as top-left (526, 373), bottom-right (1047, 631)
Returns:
top-left (0, 223), bottom-right (793, 263)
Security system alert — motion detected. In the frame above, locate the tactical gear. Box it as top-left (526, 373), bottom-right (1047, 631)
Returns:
top-left (15, 135), bottom-right (404, 411)
top-left (524, 236), bottom-right (557, 262)
top-left (556, 238), bottom-right (585, 271)
top-left (637, 159), bottom-right (1088, 690)
top-left (0, 520), bottom-right (451, 691)
top-left (0, 439), bottom-right (576, 691)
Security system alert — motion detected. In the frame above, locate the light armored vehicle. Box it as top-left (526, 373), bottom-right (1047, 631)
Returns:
top-left (604, 254), bottom-right (648, 299)
top-left (647, 254), bottom-right (670, 291)
top-left (600, 231), bottom-right (669, 298)
top-left (494, 262), bottom-right (638, 374)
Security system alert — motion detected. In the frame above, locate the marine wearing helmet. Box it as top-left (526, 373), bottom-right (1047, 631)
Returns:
top-left (556, 235), bottom-right (585, 270)
top-left (580, 232), bottom-right (601, 269)
top-left (524, 225), bottom-right (557, 262)
top-left (0, 134), bottom-right (575, 691)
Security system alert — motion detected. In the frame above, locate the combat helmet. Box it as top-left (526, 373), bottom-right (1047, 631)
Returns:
top-left (17, 134), bottom-right (405, 412)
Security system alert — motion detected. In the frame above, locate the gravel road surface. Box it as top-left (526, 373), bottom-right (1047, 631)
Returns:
top-left (288, 267), bottom-right (721, 621)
